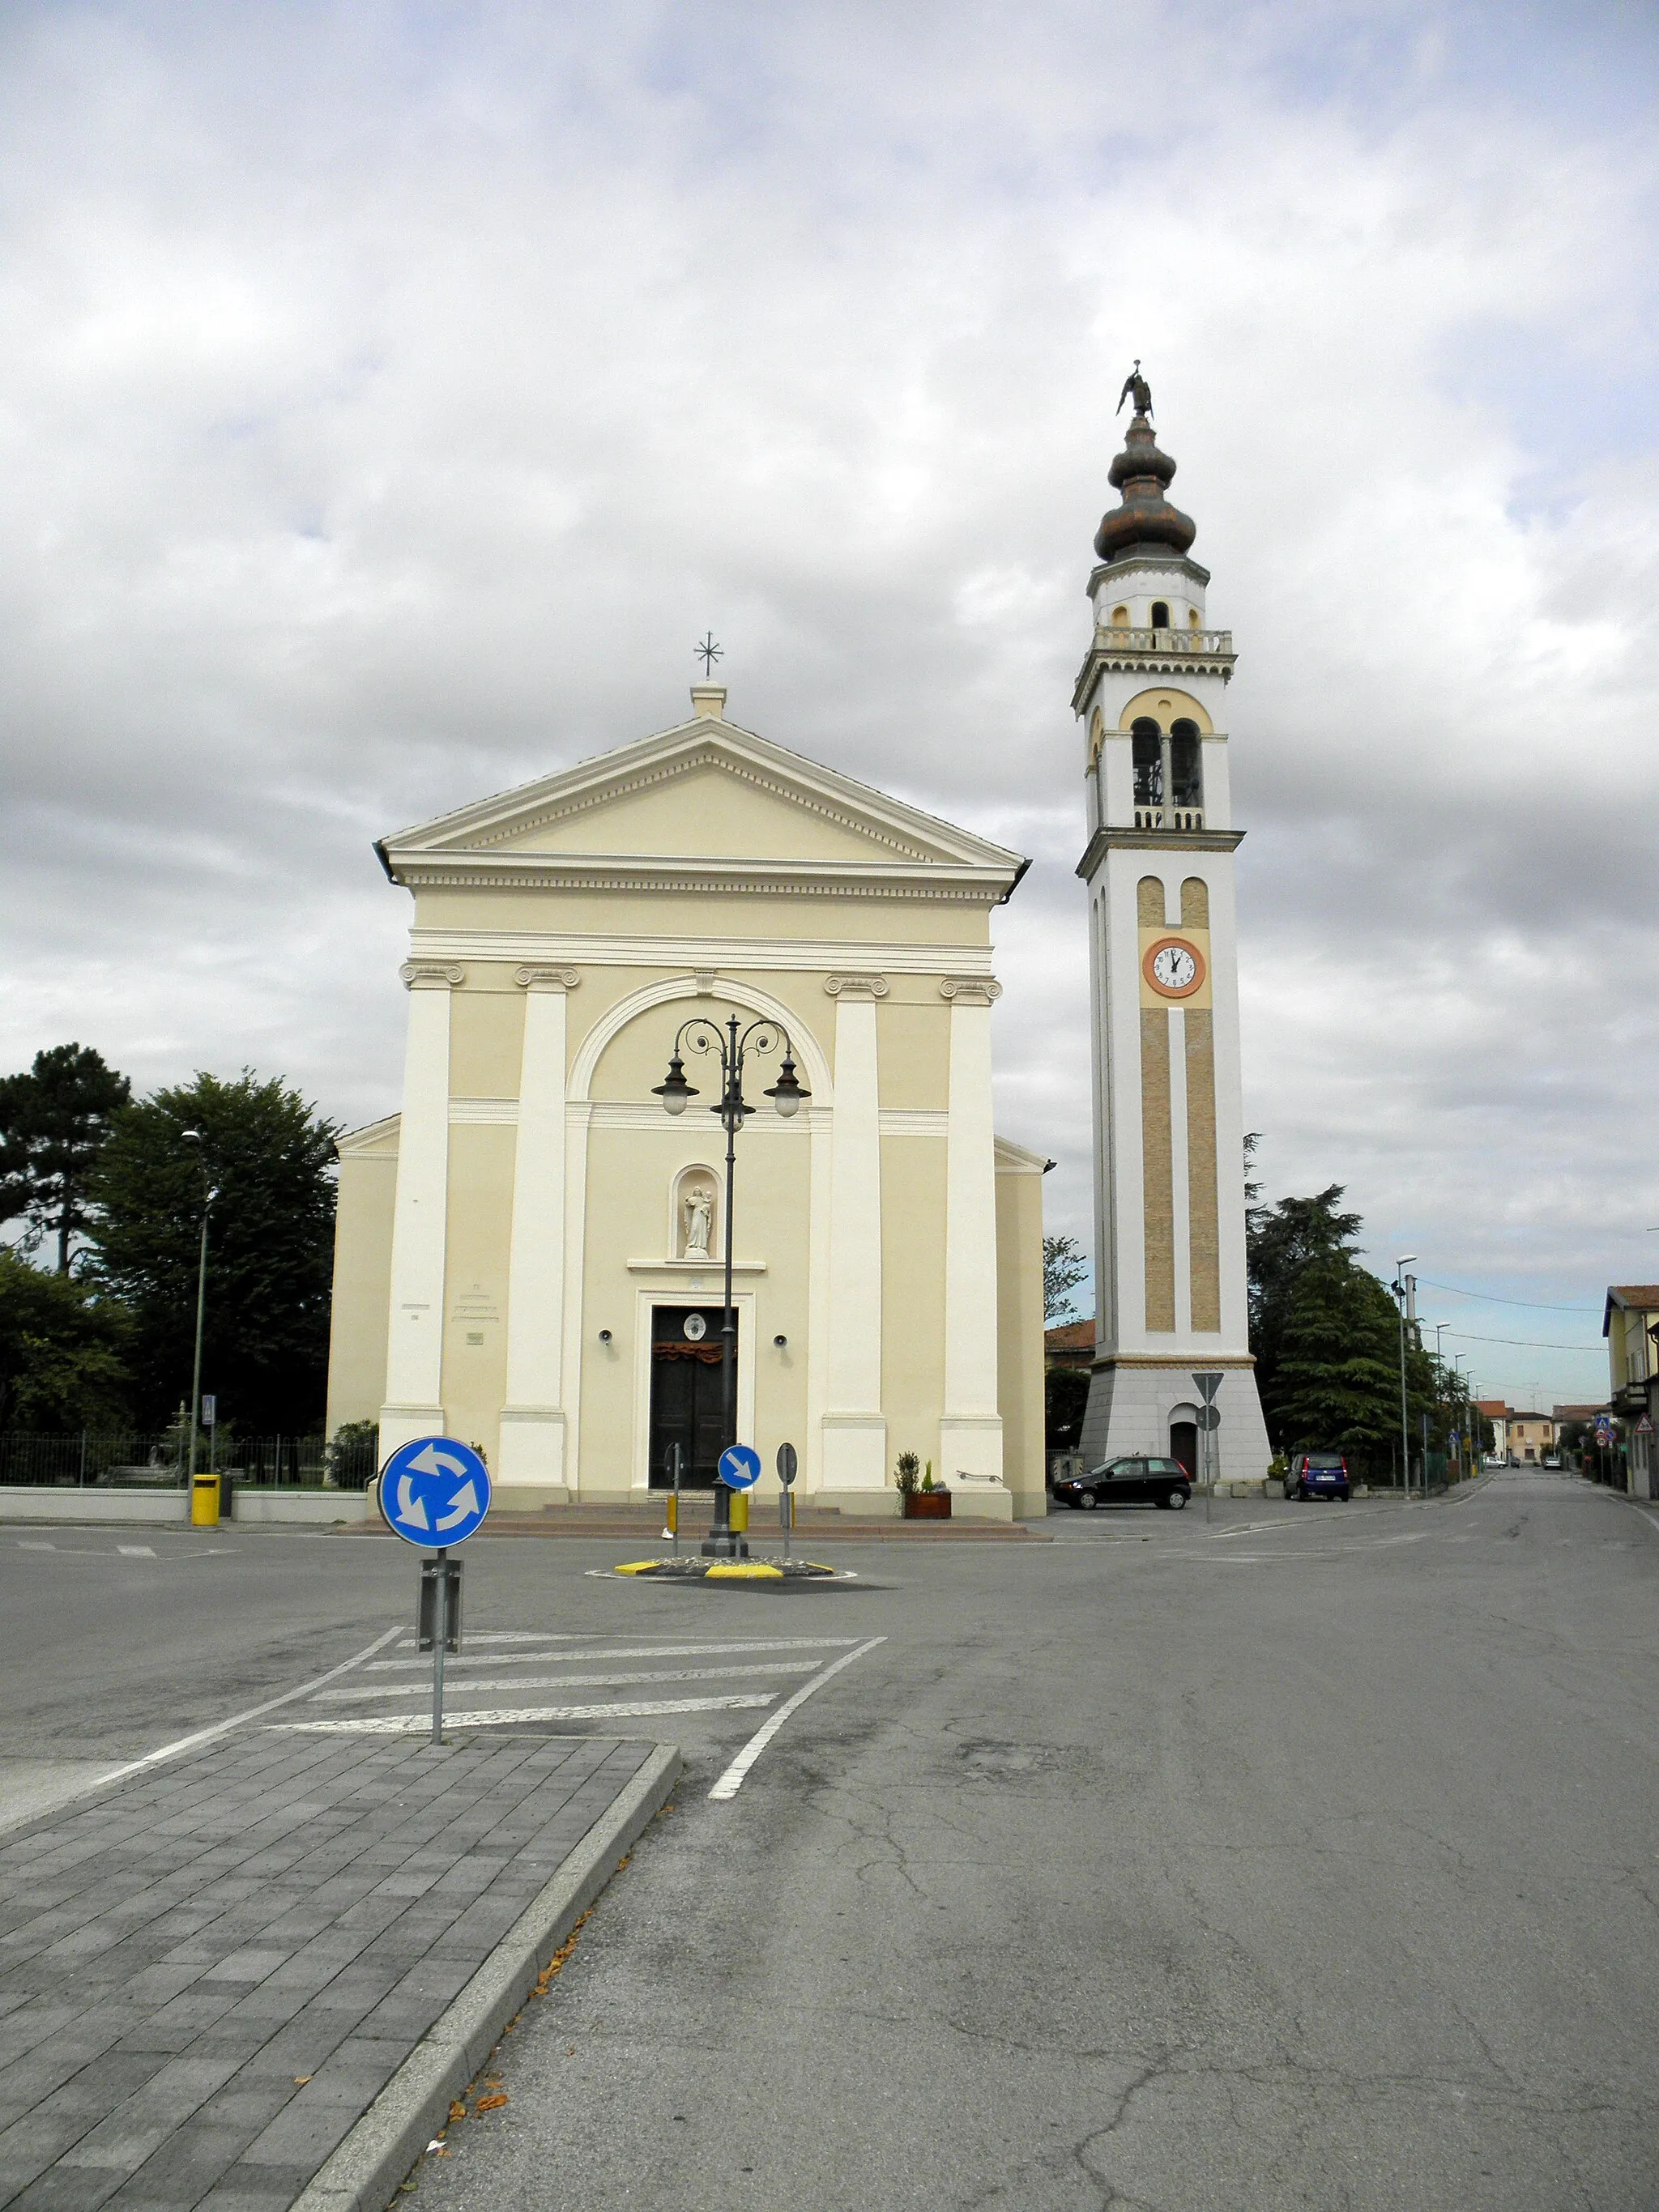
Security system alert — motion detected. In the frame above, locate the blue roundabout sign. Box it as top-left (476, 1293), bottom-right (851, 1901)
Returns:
top-left (378, 1436), bottom-right (493, 1546)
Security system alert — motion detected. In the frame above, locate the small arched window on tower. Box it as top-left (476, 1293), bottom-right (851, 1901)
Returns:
top-left (1132, 718), bottom-right (1163, 821)
top-left (1111, 605), bottom-right (1129, 627)
top-left (1150, 600), bottom-right (1171, 631)
top-left (1170, 718), bottom-right (1203, 825)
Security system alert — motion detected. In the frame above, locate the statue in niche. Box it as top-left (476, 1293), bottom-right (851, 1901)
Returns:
top-left (683, 1186), bottom-right (714, 1260)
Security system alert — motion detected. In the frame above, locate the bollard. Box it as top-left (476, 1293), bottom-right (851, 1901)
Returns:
top-left (729, 1490), bottom-right (749, 1535)
top-left (190, 1467), bottom-right (220, 1528)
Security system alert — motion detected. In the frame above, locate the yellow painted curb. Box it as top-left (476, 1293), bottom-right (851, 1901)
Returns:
top-left (613, 1561), bottom-right (661, 1575)
top-left (705, 1562), bottom-right (784, 1579)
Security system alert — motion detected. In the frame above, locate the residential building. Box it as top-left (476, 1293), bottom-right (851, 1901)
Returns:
top-left (1503, 1411), bottom-right (1555, 1464)
top-left (1476, 1399), bottom-right (1507, 1460)
top-left (1604, 1285), bottom-right (1659, 1498)
top-left (1044, 1320), bottom-right (1095, 1371)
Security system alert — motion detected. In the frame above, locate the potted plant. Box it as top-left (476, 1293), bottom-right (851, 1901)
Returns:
top-left (899, 1454), bottom-right (951, 1519)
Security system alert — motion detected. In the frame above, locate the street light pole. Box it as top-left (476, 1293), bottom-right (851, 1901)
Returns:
top-left (1394, 1255), bottom-right (1418, 1498)
top-left (1455, 1353), bottom-right (1473, 1475)
top-left (653, 1012), bottom-right (808, 1558)
top-left (181, 1132), bottom-right (219, 1485)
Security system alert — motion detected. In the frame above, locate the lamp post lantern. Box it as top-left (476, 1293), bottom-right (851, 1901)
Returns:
top-left (181, 1132), bottom-right (220, 1486)
top-left (1393, 1255), bottom-right (1418, 1496)
top-left (652, 1012), bottom-right (808, 1557)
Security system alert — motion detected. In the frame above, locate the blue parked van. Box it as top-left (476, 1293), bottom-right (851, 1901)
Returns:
top-left (1287, 1451), bottom-right (1350, 1502)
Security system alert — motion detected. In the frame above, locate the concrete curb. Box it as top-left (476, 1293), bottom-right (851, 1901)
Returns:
top-left (291, 1740), bottom-right (680, 2212)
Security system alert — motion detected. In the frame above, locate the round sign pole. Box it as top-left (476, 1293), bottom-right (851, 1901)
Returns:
top-left (430, 1548), bottom-right (447, 1746)
top-left (777, 1441), bottom-right (798, 1558)
top-left (377, 1437), bottom-right (491, 1745)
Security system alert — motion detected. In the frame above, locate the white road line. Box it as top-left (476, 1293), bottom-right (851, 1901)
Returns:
top-left (365, 1635), bottom-right (860, 1672)
top-left (92, 1624), bottom-right (405, 1786)
top-left (277, 1691), bottom-right (778, 1735)
top-left (309, 1660), bottom-right (822, 1704)
top-left (17, 1541), bottom-right (55, 1551)
top-left (709, 1637), bottom-right (887, 1802)
top-left (393, 1631), bottom-right (587, 1648)
top-left (117, 1545), bottom-right (156, 1558)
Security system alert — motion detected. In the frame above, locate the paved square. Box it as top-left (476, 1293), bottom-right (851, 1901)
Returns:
top-left (0, 1730), bottom-right (656, 2210)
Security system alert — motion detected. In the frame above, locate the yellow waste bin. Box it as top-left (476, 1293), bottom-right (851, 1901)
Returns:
top-left (191, 1468), bottom-right (220, 1528)
top-left (729, 1490), bottom-right (749, 1534)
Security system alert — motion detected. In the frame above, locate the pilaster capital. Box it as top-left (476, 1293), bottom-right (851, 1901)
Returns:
top-left (939, 975), bottom-right (1002, 1005)
top-left (514, 965), bottom-right (581, 993)
top-left (399, 962), bottom-right (465, 991)
top-left (824, 973), bottom-right (889, 1000)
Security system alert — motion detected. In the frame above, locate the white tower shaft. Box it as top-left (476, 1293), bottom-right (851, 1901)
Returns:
top-left (1073, 396), bottom-right (1271, 1489)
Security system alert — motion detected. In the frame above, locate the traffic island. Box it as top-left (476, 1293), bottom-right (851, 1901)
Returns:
top-left (614, 1555), bottom-right (841, 1580)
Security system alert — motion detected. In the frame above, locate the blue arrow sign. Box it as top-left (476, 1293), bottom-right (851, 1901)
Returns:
top-left (717, 1443), bottom-right (761, 1491)
top-left (378, 1436), bottom-right (492, 1546)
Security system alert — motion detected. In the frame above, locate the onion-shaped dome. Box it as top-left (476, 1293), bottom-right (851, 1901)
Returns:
top-left (1094, 411), bottom-right (1196, 562)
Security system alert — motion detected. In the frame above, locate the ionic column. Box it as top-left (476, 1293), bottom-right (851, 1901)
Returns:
top-left (497, 967), bottom-right (580, 1497)
top-left (940, 978), bottom-right (1004, 1484)
top-left (821, 974), bottom-right (886, 1491)
top-left (379, 961), bottom-right (462, 1454)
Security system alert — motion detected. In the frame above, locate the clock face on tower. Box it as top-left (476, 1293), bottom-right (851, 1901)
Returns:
top-left (1142, 935), bottom-right (1206, 999)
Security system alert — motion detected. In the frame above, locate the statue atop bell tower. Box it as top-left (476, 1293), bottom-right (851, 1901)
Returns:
top-left (1073, 376), bottom-right (1272, 1490)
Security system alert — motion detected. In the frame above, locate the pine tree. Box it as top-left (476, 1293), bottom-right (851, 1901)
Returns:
top-left (1247, 1184), bottom-right (1363, 1409)
top-left (1268, 1256), bottom-right (1403, 1457)
top-left (0, 1045), bottom-right (130, 1273)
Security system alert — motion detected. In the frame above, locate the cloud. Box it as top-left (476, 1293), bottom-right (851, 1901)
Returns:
top-left (0, 0), bottom-right (1653, 1402)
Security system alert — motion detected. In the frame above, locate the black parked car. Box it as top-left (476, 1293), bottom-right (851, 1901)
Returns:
top-left (1052, 1455), bottom-right (1192, 1511)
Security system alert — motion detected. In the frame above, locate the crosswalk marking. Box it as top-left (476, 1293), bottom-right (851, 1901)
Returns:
top-left (365, 1635), bottom-right (859, 1673)
top-left (309, 1660), bottom-right (822, 1704)
top-left (391, 1630), bottom-right (586, 1647)
top-left (277, 1692), bottom-right (779, 1735)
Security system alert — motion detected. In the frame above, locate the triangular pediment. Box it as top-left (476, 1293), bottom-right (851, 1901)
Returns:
top-left (377, 713), bottom-right (1026, 896)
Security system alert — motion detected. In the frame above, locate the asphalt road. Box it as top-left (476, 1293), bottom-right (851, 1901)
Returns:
top-left (2, 1471), bottom-right (1656, 2208)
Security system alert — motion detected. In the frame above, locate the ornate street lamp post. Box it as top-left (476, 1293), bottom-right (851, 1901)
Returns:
top-left (653, 1012), bottom-right (808, 1557)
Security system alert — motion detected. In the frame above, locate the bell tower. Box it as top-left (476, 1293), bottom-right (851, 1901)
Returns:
top-left (1073, 370), bottom-right (1271, 1489)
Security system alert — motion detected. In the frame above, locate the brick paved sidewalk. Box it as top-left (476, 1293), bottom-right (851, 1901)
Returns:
top-left (0, 1730), bottom-right (659, 2211)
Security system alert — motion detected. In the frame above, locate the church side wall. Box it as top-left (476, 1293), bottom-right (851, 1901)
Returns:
top-left (995, 1158), bottom-right (1047, 1518)
top-left (324, 1146), bottom-right (397, 1439)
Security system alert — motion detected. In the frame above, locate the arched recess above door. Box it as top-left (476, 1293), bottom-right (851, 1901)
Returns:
top-left (570, 974), bottom-right (834, 1107)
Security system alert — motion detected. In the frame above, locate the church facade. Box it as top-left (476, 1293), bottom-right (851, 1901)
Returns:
top-left (325, 685), bottom-right (1049, 1519)
top-left (1074, 389), bottom-right (1273, 1487)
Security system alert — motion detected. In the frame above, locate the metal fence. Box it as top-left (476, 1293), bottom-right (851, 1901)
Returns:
top-left (0, 1430), bottom-right (379, 1491)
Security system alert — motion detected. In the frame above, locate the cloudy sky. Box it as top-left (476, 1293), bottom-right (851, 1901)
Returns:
top-left (2, 0), bottom-right (1655, 1407)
